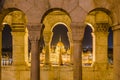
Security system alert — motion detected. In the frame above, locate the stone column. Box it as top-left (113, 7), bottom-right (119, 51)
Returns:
top-left (113, 25), bottom-right (120, 80)
top-left (27, 24), bottom-right (42, 80)
top-left (11, 11), bottom-right (26, 66)
top-left (44, 32), bottom-right (51, 65)
top-left (67, 32), bottom-right (73, 64)
top-left (12, 23), bottom-right (26, 66)
top-left (71, 22), bottom-right (85, 80)
top-left (0, 27), bottom-right (2, 80)
top-left (94, 23), bottom-right (109, 69)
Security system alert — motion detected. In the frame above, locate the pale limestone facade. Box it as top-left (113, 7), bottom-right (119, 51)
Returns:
top-left (0, 0), bottom-right (120, 80)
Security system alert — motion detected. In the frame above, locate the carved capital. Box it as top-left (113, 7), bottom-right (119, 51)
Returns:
top-left (27, 23), bottom-right (43, 41)
top-left (95, 23), bottom-right (110, 32)
top-left (71, 22), bottom-right (86, 41)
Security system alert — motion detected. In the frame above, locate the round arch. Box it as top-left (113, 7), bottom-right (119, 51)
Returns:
top-left (41, 8), bottom-right (73, 65)
top-left (86, 8), bottom-right (112, 26)
top-left (0, 8), bottom-right (28, 66)
top-left (50, 22), bottom-right (70, 47)
top-left (50, 22), bottom-right (72, 53)
top-left (86, 8), bottom-right (113, 65)
top-left (0, 8), bottom-right (27, 24)
top-left (41, 8), bottom-right (71, 23)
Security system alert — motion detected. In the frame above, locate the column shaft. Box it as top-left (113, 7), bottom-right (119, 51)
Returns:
top-left (27, 24), bottom-right (42, 80)
top-left (71, 22), bottom-right (85, 80)
top-left (12, 32), bottom-right (26, 65)
top-left (0, 31), bottom-right (1, 80)
top-left (44, 32), bottom-right (51, 65)
top-left (94, 23), bottom-right (109, 70)
top-left (31, 40), bottom-right (40, 80)
top-left (73, 41), bottom-right (82, 80)
top-left (113, 28), bottom-right (120, 80)
top-left (45, 43), bottom-right (50, 65)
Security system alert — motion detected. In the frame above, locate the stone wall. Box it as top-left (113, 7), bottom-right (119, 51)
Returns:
top-left (2, 65), bottom-right (113, 80)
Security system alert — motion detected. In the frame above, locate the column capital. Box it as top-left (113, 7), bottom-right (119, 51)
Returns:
top-left (27, 23), bottom-right (43, 41)
top-left (94, 23), bottom-right (110, 32)
top-left (71, 22), bottom-right (86, 41)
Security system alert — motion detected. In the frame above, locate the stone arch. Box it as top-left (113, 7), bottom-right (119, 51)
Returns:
top-left (42, 8), bottom-right (72, 42)
top-left (0, 8), bottom-right (27, 31)
top-left (50, 22), bottom-right (71, 46)
top-left (83, 23), bottom-right (95, 66)
top-left (49, 23), bottom-right (71, 65)
top-left (0, 8), bottom-right (28, 66)
top-left (0, 8), bottom-right (26, 23)
top-left (86, 8), bottom-right (112, 26)
top-left (41, 8), bottom-right (71, 23)
top-left (41, 8), bottom-right (72, 65)
top-left (85, 8), bottom-right (113, 67)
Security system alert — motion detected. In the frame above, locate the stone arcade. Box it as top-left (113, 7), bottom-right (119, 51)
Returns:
top-left (0, 0), bottom-right (120, 80)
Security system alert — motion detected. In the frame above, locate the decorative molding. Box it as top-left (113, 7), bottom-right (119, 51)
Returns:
top-left (94, 23), bottom-right (110, 32)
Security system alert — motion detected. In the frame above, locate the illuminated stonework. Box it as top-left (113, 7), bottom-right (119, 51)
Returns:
top-left (1, 0), bottom-right (120, 80)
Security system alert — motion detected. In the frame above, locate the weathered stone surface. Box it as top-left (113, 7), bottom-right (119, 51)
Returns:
top-left (1, 0), bottom-right (120, 80)
top-left (79, 0), bottom-right (95, 12)
top-left (70, 6), bottom-right (87, 23)
top-left (62, 0), bottom-right (79, 12)
top-left (49, 0), bottom-right (63, 8)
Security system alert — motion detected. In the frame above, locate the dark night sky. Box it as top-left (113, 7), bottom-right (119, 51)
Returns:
top-left (82, 25), bottom-right (92, 48)
top-left (51, 24), bottom-right (70, 49)
top-left (2, 24), bottom-right (12, 49)
top-left (108, 27), bottom-right (113, 48)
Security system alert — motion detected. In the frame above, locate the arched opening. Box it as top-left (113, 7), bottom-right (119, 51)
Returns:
top-left (82, 25), bottom-right (93, 66)
top-left (0, 8), bottom-right (27, 67)
top-left (108, 27), bottom-right (113, 64)
top-left (2, 24), bottom-right (12, 65)
top-left (28, 28), bottom-right (45, 66)
top-left (41, 8), bottom-right (71, 23)
top-left (41, 8), bottom-right (72, 66)
top-left (50, 24), bottom-right (70, 66)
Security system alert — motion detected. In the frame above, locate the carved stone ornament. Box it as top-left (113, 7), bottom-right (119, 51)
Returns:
top-left (27, 24), bottom-right (43, 41)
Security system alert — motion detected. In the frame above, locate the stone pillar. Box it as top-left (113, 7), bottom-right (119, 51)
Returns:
top-left (12, 23), bottom-right (26, 66)
top-left (71, 22), bottom-right (85, 80)
top-left (27, 24), bottom-right (42, 80)
top-left (11, 11), bottom-right (26, 66)
top-left (113, 25), bottom-right (120, 80)
top-left (94, 23), bottom-right (109, 69)
top-left (44, 32), bottom-right (51, 65)
top-left (0, 27), bottom-right (2, 80)
top-left (67, 32), bottom-right (73, 64)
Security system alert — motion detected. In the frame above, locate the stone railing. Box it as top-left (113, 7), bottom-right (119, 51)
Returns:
top-left (1, 57), bottom-right (13, 66)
